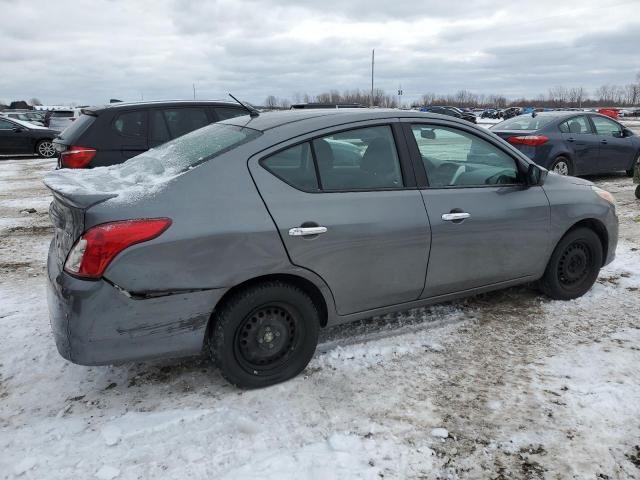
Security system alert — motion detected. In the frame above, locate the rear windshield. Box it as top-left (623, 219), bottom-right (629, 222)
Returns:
top-left (133, 122), bottom-right (261, 172)
top-left (56, 114), bottom-right (95, 140)
top-left (51, 111), bottom-right (75, 118)
top-left (492, 115), bottom-right (556, 131)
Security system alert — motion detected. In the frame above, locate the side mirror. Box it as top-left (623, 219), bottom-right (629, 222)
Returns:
top-left (526, 163), bottom-right (547, 186)
top-left (421, 128), bottom-right (436, 139)
top-left (622, 128), bottom-right (634, 137)
top-left (12, 127), bottom-right (24, 133)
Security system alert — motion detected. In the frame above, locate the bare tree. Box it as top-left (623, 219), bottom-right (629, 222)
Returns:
top-left (264, 95), bottom-right (278, 109)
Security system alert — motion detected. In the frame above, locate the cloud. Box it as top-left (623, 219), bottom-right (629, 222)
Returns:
top-left (0, 0), bottom-right (639, 105)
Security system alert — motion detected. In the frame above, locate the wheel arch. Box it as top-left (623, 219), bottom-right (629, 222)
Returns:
top-left (205, 273), bottom-right (330, 346)
top-left (564, 218), bottom-right (609, 266)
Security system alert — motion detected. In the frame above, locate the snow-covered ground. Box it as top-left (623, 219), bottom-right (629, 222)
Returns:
top-left (1, 156), bottom-right (639, 479)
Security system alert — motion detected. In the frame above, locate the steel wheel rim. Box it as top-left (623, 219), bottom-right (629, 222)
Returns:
top-left (558, 241), bottom-right (592, 288)
top-left (234, 302), bottom-right (301, 373)
top-left (38, 142), bottom-right (55, 157)
top-left (553, 161), bottom-right (569, 175)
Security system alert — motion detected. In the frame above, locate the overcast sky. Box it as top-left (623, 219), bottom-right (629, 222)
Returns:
top-left (1, 0), bottom-right (639, 106)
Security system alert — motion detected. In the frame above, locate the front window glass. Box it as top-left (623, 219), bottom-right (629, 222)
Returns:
top-left (591, 116), bottom-right (622, 136)
top-left (411, 124), bottom-right (521, 187)
top-left (162, 108), bottom-right (209, 138)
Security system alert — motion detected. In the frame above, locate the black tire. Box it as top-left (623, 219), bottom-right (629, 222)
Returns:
top-left (626, 169), bottom-right (634, 177)
top-left (549, 156), bottom-right (572, 176)
top-left (209, 281), bottom-right (320, 389)
top-left (539, 227), bottom-right (603, 300)
top-left (35, 139), bottom-right (56, 158)
top-left (635, 184), bottom-right (640, 200)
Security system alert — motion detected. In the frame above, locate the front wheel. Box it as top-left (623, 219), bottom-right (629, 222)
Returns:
top-left (539, 228), bottom-right (603, 300)
top-left (209, 281), bottom-right (320, 389)
top-left (635, 184), bottom-right (640, 200)
top-left (36, 139), bottom-right (56, 158)
top-left (550, 156), bottom-right (572, 176)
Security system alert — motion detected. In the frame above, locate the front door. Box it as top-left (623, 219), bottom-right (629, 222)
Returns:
top-left (590, 115), bottom-right (636, 173)
top-left (249, 122), bottom-right (431, 315)
top-left (404, 121), bottom-right (550, 297)
top-left (0, 118), bottom-right (29, 153)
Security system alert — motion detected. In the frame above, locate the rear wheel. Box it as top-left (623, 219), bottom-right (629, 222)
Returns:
top-left (539, 227), bottom-right (603, 300)
top-left (36, 139), bottom-right (56, 158)
top-left (550, 156), bottom-right (572, 176)
top-left (635, 184), bottom-right (640, 200)
top-left (209, 281), bottom-right (320, 389)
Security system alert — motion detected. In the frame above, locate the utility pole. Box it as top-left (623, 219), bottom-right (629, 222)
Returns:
top-left (371, 49), bottom-right (375, 107)
top-left (397, 84), bottom-right (403, 108)
top-left (193, 84), bottom-right (196, 100)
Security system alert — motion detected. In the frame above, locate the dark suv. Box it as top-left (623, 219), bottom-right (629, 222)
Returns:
top-left (53, 100), bottom-right (248, 168)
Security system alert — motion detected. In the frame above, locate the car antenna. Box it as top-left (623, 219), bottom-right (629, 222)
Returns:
top-left (228, 93), bottom-right (259, 118)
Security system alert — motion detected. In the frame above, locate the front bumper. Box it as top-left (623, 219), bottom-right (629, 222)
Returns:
top-left (46, 241), bottom-right (225, 365)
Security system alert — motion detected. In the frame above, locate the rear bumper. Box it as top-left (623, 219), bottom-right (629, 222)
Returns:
top-left (46, 241), bottom-right (225, 365)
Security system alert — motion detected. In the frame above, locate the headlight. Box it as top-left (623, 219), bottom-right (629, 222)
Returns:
top-left (592, 186), bottom-right (616, 208)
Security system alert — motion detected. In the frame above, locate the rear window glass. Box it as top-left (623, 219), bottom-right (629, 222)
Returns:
top-left (262, 143), bottom-right (318, 191)
top-left (56, 114), bottom-right (95, 140)
top-left (492, 115), bottom-right (556, 131)
top-left (113, 111), bottom-right (146, 137)
top-left (132, 123), bottom-right (261, 172)
top-left (51, 111), bottom-right (75, 118)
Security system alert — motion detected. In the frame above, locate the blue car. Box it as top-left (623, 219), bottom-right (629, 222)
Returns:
top-left (491, 112), bottom-right (640, 176)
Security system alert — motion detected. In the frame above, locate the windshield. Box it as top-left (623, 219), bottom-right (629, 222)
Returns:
top-left (492, 115), bottom-right (556, 131)
top-left (133, 122), bottom-right (262, 172)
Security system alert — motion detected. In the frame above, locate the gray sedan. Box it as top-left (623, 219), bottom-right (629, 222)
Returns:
top-left (45, 109), bottom-right (618, 388)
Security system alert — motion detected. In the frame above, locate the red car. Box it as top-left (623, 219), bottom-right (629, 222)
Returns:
top-left (598, 108), bottom-right (619, 119)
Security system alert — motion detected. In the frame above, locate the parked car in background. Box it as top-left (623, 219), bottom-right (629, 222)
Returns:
top-left (501, 107), bottom-right (522, 120)
top-left (481, 109), bottom-right (501, 119)
top-left (44, 109), bottom-right (80, 131)
top-left (54, 100), bottom-right (249, 168)
top-left (420, 106), bottom-right (477, 123)
top-left (491, 112), bottom-right (639, 176)
top-left (1, 110), bottom-right (45, 126)
top-left (597, 108), bottom-right (619, 119)
top-left (0, 117), bottom-right (59, 157)
top-left (45, 109), bottom-right (617, 388)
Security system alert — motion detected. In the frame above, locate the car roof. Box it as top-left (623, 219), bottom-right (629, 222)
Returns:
top-left (82, 100), bottom-right (244, 114)
top-left (221, 108), bottom-right (467, 133)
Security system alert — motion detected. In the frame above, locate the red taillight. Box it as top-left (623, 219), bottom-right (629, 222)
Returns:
top-left (60, 146), bottom-right (97, 168)
top-left (506, 135), bottom-right (549, 146)
top-left (64, 218), bottom-right (172, 279)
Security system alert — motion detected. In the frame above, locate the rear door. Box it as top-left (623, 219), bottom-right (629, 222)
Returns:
top-left (558, 115), bottom-right (600, 174)
top-left (249, 121), bottom-right (431, 315)
top-left (112, 110), bottom-right (148, 160)
top-left (403, 120), bottom-right (550, 297)
top-left (589, 115), bottom-right (636, 172)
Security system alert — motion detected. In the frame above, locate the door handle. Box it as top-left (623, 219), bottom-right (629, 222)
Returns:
top-left (442, 212), bottom-right (470, 222)
top-left (288, 226), bottom-right (328, 236)
top-left (600, 139), bottom-right (608, 144)
top-left (566, 137), bottom-right (575, 142)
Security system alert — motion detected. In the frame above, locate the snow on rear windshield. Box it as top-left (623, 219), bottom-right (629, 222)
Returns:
top-left (492, 115), bottom-right (556, 131)
top-left (44, 123), bottom-right (261, 204)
